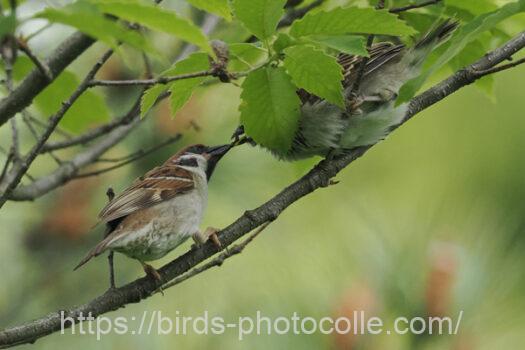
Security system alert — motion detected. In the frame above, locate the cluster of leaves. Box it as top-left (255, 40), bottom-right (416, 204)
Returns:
top-left (1, 0), bottom-right (524, 149)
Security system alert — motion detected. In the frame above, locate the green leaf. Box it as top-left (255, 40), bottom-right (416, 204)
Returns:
top-left (290, 7), bottom-right (416, 38)
top-left (93, 0), bottom-right (212, 54)
top-left (308, 35), bottom-right (369, 56)
top-left (232, 0), bottom-right (287, 40)
top-left (35, 2), bottom-right (154, 53)
top-left (240, 67), bottom-right (301, 152)
top-left (140, 85), bottom-right (167, 118)
top-left (165, 52), bottom-right (209, 117)
top-left (11, 56), bottom-right (34, 81)
top-left (397, 0), bottom-right (525, 104)
top-left (187, 0), bottom-right (232, 21)
top-left (283, 45), bottom-right (344, 107)
top-left (0, 13), bottom-right (16, 40)
top-left (447, 0), bottom-right (498, 16)
top-left (273, 33), bottom-right (299, 53)
top-left (34, 70), bottom-right (109, 133)
top-left (169, 79), bottom-right (202, 117)
top-left (141, 52), bottom-right (210, 118)
top-left (401, 13), bottom-right (442, 35)
top-left (228, 43), bottom-right (267, 71)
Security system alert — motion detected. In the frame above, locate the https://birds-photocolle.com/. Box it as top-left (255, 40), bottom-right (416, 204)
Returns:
top-left (234, 20), bottom-right (459, 161)
top-left (74, 143), bottom-right (233, 285)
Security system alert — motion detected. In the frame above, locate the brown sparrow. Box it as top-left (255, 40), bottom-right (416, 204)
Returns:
top-left (74, 143), bottom-right (232, 282)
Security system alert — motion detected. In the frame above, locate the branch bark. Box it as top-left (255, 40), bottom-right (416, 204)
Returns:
top-left (1, 29), bottom-right (523, 349)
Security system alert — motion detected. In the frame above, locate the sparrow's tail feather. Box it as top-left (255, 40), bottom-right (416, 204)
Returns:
top-left (73, 236), bottom-right (112, 271)
top-left (415, 19), bottom-right (459, 49)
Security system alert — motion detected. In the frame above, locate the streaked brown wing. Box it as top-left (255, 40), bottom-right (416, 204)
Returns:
top-left (297, 42), bottom-right (406, 105)
top-left (98, 166), bottom-right (194, 223)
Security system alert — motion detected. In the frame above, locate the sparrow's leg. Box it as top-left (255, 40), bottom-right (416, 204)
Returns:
top-left (105, 187), bottom-right (116, 290)
top-left (107, 252), bottom-right (115, 289)
top-left (192, 227), bottom-right (223, 250)
top-left (347, 94), bottom-right (364, 115)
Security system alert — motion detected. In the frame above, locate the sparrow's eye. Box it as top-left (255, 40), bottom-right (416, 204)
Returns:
top-left (177, 157), bottom-right (198, 167)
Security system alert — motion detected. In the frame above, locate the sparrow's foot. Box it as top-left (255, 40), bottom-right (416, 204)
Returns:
top-left (361, 89), bottom-right (397, 103)
top-left (192, 227), bottom-right (223, 250)
top-left (378, 88), bottom-right (398, 102)
top-left (141, 262), bottom-right (163, 283)
top-left (231, 125), bottom-right (245, 142)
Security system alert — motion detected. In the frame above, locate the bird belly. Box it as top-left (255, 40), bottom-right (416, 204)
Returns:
top-left (110, 191), bottom-right (205, 261)
top-left (339, 102), bottom-right (408, 149)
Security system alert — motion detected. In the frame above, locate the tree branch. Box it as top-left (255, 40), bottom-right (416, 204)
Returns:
top-left (0, 31), bottom-right (95, 128)
top-left (1, 29), bottom-right (523, 349)
top-left (73, 134), bottom-right (182, 179)
top-left (0, 50), bottom-right (114, 208)
top-left (16, 38), bottom-right (53, 81)
top-left (7, 111), bottom-right (139, 201)
top-left (40, 101), bottom-right (141, 153)
top-left (159, 221), bottom-right (271, 292)
top-left (88, 69), bottom-right (215, 87)
top-left (6, 14), bottom-right (222, 201)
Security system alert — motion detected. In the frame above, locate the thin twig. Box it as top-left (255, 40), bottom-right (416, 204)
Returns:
top-left (41, 106), bottom-right (138, 152)
top-left (73, 134), bottom-right (182, 179)
top-left (21, 111), bottom-right (63, 165)
top-left (390, 0), bottom-right (442, 14)
top-left (159, 222), bottom-right (271, 293)
top-left (16, 38), bottom-right (53, 81)
top-left (88, 69), bottom-right (214, 87)
top-left (24, 23), bottom-right (53, 42)
top-left (24, 114), bottom-right (73, 139)
top-left (473, 57), bottom-right (525, 76)
top-left (0, 50), bottom-right (114, 209)
top-left (0, 153), bottom-right (13, 184)
top-left (278, 0), bottom-right (325, 28)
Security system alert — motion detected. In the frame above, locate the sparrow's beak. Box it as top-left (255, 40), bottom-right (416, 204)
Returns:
top-left (204, 144), bottom-right (232, 180)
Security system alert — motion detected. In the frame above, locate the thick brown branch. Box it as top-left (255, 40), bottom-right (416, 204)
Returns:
top-left (1, 30), bottom-right (523, 349)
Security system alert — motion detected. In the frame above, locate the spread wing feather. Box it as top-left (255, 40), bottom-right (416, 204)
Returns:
top-left (98, 166), bottom-right (194, 224)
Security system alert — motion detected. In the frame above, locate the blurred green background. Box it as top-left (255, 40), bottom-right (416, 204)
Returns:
top-left (1, 1), bottom-right (525, 349)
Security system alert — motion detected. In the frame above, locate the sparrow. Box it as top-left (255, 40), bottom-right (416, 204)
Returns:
top-left (235, 20), bottom-right (459, 160)
top-left (74, 143), bottom-right (232, 282)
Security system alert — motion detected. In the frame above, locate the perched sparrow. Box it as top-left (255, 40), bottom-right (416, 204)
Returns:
top-left (74, 143), bottom-right (232, 281)
top-left (236, 20), bottom-right (458, 160)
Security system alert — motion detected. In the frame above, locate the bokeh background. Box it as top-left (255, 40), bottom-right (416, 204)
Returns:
top-left (1, 0), bottom-right (525, 349)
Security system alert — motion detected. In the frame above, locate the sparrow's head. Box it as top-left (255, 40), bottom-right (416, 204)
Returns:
top-left (169, 143), bottom-right (232, 180)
